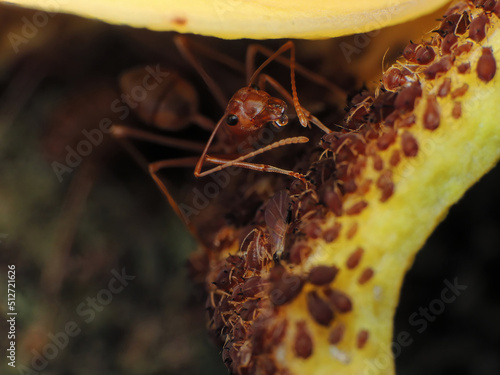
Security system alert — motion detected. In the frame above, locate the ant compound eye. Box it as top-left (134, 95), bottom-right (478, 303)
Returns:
top-left (226, 114), bottom-right (239, 126)
top-left (250, 84), bottom-right (260, 90)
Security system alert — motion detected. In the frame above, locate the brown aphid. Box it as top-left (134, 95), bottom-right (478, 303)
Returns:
top-left (477, 47), bottom-right (497, 83)
top-left (214, 267), bottom-right (235, 291)
top-left (423, 95), bottom-right (440, 131)
top-left (294, 321), bottom-right (314, 359)
top-left (382, 67), bottom-right (407, 91)
top-left (304, 220), bottom-right (323, 239)
top-left (307, 291), bottom-right (334, 326)
top-left (415, 45), bottom-right (436, 65)
top-left (401, 131), bottom-right (419, 157)
top-left (458, 62), bottom-right (471, 74)
top-left (453, 41), bottom-right (473, 57)
top-left (377, 128), bottom-right (397, 150)
top-left (346, 247), bottom-right (364, 269)
top-left (424, 56), bottom-right (452, 79)
top-left (403, 41), bottom-right (419, 62)
top-left (241, 276), bottom-right (264, 298)
top-left (308, 265), bottom-right (339, 286)
top-left (495, 1), bottom-right (500, 18)
top-left (345, 201), bottom-right (368, 216)
top-left (373, 154), bottom-right (384, 171)
top-left (394, 82), bottom-right (422, 112)
top-left (452, 101), bottom-right (462, 119)
top-left (438, 13), bottom-right (462, 36)
top-left (289, 242), bottom-right (312, 265)
top-left (441, 33), bottom-right (458, 54)
top-left (358, 268), bottom-right (375, 284)
top-left (324, 288), bottom-right (353, 313)
top-left (398, 113), bottom-right (417, 128)
top-left (328, 323), bottom-right (346, 345)
top-left (346, 222), bottom-right (358, 239)
top-left (389, 149), bottom-right (401, 167)
top-left (469, 14), bottom-right (489, 42)
top-left (269, 265), bottom-right (304, 306)
top-left (376, 171), bottom-right (394, 202)
top-left (357, 179), bottom-right (372, 195)
top-left (357, 330), bottom-right (370, 349)
top-left (240, 299), bottom-right (260, 321)
top-left (323, 185), bottom-right (343, 216)
top-left (323, 222), bottom-right (342, 243)
top-left (481, 0), bottom-right (497, 11)
top-left (451, 83), bottom-right (469, 99)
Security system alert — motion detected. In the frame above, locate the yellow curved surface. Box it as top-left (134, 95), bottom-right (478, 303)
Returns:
top-left (1, 0), bottom-right (451, 39)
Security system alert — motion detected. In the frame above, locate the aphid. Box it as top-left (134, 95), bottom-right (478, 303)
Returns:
top-left (322, 223), bottom-right (342, 243)
top-left (346, 222), bottom-right (359, 239)
top-left (265, 190), bottom-right (291, 258)
top-left (452, 101), bottom-right (462, 119)
top-left (441, 33), bottom-right (458, 54)
top-left (423, 95), bottom-right (440, 130)
top-left (453, 41), bottom-right (473, 57)
top-left (394, 82), bottom-right (422, 112)
top-left (358, 267), bottom-right (375, 284)
top-left (451, 83), bottom-right (469, 99)
top-left (457, 62), bottom-right (471, 74)
top-left (424, 56), bottom-right (452, 80)
top-left (345, 201), bottom-right (368, 216)
top-left (356, 330), bottom-right (370, 349)
top-left (328, 323), bottom-right (346, 345)
top-left (481, 0), bottom-right (497, 11)
top-left (403, 41), bottom-right (419, 62)
top-left (469, 14), bottom-right (489, 42)
top-left (382, 67), bottom-right (407, 91)
top-left (294, 321), bottom-right (314, 359)
top-left (389, 149), bottom-right (401, 167)
top-left (244, 229), bottom-right (272, 271)
top-left (437, 77), bottom-right (452, 97)
top-left (240, 276), bottom-right (265, 298)
top-left (373, 154), bottom-right (384, 171)
top-left (306, 291), bottom-right (334, 326)
top-left (239, 299), bottom-right (260, 321)
top-left (268, 265), bottom-right (304, 305)
top-left (376, 128), bottom-right (397, 150)
top-left (289, 242), bottom-right (312, 265)
top-left (324, 288), bottom-right (353, 313)
top-left (346, 247), bottom-right (364, 269)
top-left (415, 45), bottom-right (436, 65)
top-left (308, 265), bottom-right (339, 286)
top-left (401, 131), bottom-right (419, 157)
top-left (376, 171), bottom-right (394, 202)
top-left (477, 47), bottom-right (497, 83)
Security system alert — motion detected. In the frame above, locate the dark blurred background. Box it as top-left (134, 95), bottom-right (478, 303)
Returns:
top-left (0, 2), bottom-right (498, 375)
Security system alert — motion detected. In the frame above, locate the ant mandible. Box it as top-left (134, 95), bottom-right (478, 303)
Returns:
top-left (112, 37), bottom-right (344, 222)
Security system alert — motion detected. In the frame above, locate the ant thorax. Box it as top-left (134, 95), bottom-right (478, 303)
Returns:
top-left (223, 87), bottom-right (288, 141)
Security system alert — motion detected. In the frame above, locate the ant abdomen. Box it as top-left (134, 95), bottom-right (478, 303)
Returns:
top-left (119, 66), bottom-right (198, 131)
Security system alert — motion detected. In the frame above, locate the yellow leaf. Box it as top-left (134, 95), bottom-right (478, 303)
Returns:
top-left (1, 0), bottom-right (451, 39)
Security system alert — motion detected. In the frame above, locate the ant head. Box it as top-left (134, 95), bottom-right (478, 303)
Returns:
top-left (223, 87), bottom-right (288, 137)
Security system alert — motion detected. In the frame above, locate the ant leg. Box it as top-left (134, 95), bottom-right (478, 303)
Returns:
top-left (111, 125), bottom-right (207, 153)
top-left (248, 41), bottom-right (323, 131)
top-left (245, 43), bottom-right (346, 101)
top-left (195, 136), bottom-right (309, 182)
top-left (174, 35), bottom-right (234, 110)
top-left (257, 74), bottom-right (332, 134)
top-left (149, 157), bottom-right (200, 227)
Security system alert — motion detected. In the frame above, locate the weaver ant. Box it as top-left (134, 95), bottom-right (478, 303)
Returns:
top-left (112, 37), bottom-right (344, 222)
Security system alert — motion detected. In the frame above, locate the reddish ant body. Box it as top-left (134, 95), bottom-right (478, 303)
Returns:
top-left (112, 37), bottom-right (343, 222)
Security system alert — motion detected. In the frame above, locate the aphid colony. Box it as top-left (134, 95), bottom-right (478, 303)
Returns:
top-left (194, 1), bottom-right (499, 374)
